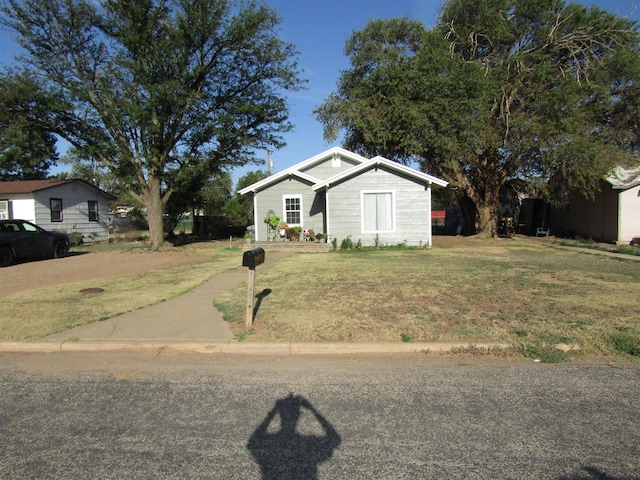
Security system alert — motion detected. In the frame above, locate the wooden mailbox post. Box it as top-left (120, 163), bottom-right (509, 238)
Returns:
top-left (242, 247), bottom-right (265, 327)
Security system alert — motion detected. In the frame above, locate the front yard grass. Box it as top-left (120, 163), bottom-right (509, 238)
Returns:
top-left (0, 245), bottom-right (241, 341)
top-left (215, 238), bottom-right (640, 358)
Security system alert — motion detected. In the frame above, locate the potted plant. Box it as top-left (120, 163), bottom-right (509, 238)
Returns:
top-left (263, 214), bottom-right (280, 229)
top-left (278, 222), bottom-right (289, 238)
top-left (285, 227), bottom-right (300, 241)
top-left (316, 232), bottom-right (328, 243)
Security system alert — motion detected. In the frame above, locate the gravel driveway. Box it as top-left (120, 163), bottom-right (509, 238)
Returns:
top-left (1, 248), bottom-right (210, 299)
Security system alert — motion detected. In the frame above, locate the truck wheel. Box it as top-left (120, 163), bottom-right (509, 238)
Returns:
top-left (53, 241), bottom-right (68, 259)
top-left (0, 246), bottom-right (14, 267)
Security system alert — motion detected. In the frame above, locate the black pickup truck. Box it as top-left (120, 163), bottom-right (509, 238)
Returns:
top-left (0, 219), bottom-right (72, 267)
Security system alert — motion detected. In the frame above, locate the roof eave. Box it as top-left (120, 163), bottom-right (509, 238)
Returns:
top-left (313, 157), bottom-right (448, 190)
top-left (238, 146), bottom-right (368, 195)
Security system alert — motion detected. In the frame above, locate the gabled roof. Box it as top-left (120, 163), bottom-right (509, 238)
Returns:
top-left (312, 155), bottom-right (449, 190)
top-left (0, 179), bottom-right (68, 194)
top-left (606, 165), bottom-right (640, 189)
top-left (239, 146), bottom-right (369, 195)
top-left (0, 179), bottom-right (116, 198)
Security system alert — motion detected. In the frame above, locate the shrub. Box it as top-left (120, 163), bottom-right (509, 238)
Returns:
top-left (285, 227), bottom-right (300, 241)
top-left (340, 236), bottom-right (354, 250)
top-left (611, 332), bottom-right (640, 357)
top-left (70, 232), bottom-right (83, 246)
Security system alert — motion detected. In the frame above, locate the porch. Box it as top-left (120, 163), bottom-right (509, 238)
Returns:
top-left (242, 241), bottom-right (331, 253)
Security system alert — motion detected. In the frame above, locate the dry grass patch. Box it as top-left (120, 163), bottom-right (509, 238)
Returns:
top-left (215, 239), bottom-right (640, 357)
top-left (0, 248), bottom-right (241, 341)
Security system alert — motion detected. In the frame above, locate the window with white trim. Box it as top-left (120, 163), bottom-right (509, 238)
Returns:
top-left (0, 200), bottom-right (8, 220)
top-left (284, 195), bottom-right (302, 225)
top-left (362, 191), bottom-right (395, 232)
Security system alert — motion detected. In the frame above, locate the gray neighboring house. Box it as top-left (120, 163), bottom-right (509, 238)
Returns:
top-left (239, 147), bottom-right (448, 247)
top-left (0, 179), bottom-right (115, 242)
top-left (549, 165), bottom-right (640, 244)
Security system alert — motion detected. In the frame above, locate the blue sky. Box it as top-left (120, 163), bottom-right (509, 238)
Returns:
top-left (1, 0), bottom-right (639, 186)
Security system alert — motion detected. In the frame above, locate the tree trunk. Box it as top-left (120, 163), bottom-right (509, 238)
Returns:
top-left (142, 177), bottom-right (165, 250)
top-left (474, 201), bottom-right (498, 238)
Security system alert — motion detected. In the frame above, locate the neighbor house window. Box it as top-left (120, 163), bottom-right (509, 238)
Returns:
top-left (284, 195), bottom-right (302, 225)
top-left (362, 191), bottom-right (395, 232)
top-left (0, 200), bottom-right (8, 220)
top-left (50, 198), bottom-right (63, 222)
top-left (88, 200), bottom-right (98, 221)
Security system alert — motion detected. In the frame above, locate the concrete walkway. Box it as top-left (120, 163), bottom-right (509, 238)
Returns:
top-left (44, 250), bottom-right (295, 343)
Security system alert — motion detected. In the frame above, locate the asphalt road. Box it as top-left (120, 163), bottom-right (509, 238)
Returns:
top-left (0, 352), bottom-right (639, 479)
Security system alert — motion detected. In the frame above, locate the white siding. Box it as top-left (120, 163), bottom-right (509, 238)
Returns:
top-left (8, 196), bottom-right (36, 222)
top-left (328, 167), bottom-right (431, 246)
top-left (619, 185), bottom-right (640, 243)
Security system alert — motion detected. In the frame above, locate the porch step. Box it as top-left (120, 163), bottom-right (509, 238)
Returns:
top-left (242, 241), bottom-right (331, 253)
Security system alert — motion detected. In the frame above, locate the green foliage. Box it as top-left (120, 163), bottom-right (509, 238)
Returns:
top-left (264, 215), bottom-right (280, 229)
top-left (0, 72), bottom-right (59, 180)
top-left (340, 236), bottom-right (354, 250)
top-left (316, 1), bottom-right (640, 235)
top-left (611, 330), bottom-right (640, 357)
top-left (520, 343), bottom-right (570, 364)
top-left (224, 170), bottom-right (268, 227)
top-left (69, 232), bottom-right (84, 246)
top-left (1, 0), bottom-right (304, 248)
top-left (58, 146), bottom-right (121, 194)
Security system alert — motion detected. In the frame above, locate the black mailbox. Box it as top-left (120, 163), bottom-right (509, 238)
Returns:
top-left (243, 247), bottom-right (265, 268)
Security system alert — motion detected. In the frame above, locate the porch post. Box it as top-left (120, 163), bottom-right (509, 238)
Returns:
top-left (253, 193), bottom-right (259, 241)
top-left (325, 186), bottom-right (331, 242)
top-left (426, 183), bottom-right (432, 248)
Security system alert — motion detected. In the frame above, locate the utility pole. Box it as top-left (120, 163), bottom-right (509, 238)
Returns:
top-left (267, 149), bottom-right (273, 176)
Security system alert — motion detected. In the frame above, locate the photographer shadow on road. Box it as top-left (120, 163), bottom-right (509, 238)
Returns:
top-left (247, 393), bottom-right (341, 480)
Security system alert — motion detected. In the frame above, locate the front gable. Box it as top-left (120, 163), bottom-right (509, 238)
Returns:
top-left (238, 147), bottom-right (367, 195)
top-left (298, 149), bottom-right (365, 180)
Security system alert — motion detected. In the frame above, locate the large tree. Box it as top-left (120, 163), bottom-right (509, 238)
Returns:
top-left (1, 0), bottom-right (303, 248)
top-left (223, 169), bottom-right (268, 226)
top-left (0, 72), bottom-right (59, 180)
top-left (316, 0), bottom-right (640, 236)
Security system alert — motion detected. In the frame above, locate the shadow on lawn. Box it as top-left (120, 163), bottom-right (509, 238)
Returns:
top-left (253, 288), bottom-right (272, 321)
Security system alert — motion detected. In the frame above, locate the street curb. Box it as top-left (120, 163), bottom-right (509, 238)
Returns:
top-left (0, 341), bottom-right (511, 355)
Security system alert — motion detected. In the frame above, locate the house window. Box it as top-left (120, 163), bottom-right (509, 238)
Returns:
top-left (362, 191), bottom-right (395, 232)
top-left (88, 200), bottom-right (99, 221)
top-left (284, 195), bottom-right (302, 225)
top-left (0, 200), bottom-right (8, 220)
top-left (50, 198), bottom-right (63, 222)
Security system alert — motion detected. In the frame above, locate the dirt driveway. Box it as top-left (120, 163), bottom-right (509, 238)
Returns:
top-left (1, 247), bottom-right (211, 299)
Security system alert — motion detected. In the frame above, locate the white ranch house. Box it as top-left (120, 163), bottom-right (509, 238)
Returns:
top-left (240, 147), bottom-right (448, 247)
top-left (0, 179), bottom-right (114, 242)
